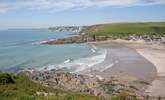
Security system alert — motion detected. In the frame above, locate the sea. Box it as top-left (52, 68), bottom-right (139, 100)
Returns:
top-left (0, 29), bottom-right (106, 72)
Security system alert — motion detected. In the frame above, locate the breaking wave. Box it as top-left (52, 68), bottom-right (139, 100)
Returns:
top-left (39, 47), bottom-right (107, 73)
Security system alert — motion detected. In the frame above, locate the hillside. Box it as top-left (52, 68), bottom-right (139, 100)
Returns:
top-left (82, 22), bottom-right (165, 38)
top-left (0, 71), bottom-right (142, 100)
top-left (0, 72), bottom-right (101, 100)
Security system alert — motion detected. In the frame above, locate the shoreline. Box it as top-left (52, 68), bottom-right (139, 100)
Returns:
top-left (136, 47), bottom-right (165, 96)
top-left (15, 39), bottom-right (165, 97)
top-left (17, 40), bottom-right (157, 98)
top-left (91, 39), bottom-right (165, 97)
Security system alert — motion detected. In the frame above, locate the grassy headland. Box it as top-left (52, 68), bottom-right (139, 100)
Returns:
top-left (83, 22), bottom-right (165, 39)
top-left (43, 22), bottom-right (165, 45)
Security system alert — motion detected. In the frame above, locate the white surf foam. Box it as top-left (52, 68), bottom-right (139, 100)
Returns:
top-left (100, 60), bottom-right (119, 72)
top-left (32, 39), bottom-right (56, 45)
top-left (64, 59), bottom-right (72, 64)
top-left (70, 49), bottom-right (107, 73)
top-left (39, 48), bottom-right (107, 73)
top-left (90, 45), bottom-right (97, 53)
top-left (91, 48), bottom-right (96, 53)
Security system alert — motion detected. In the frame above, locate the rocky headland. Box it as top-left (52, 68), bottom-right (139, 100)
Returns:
top-left (41, 22), bottom-right (165, 46)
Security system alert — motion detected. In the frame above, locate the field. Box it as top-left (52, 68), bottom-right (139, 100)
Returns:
top-left (84, 22), bottom-right (165, 38)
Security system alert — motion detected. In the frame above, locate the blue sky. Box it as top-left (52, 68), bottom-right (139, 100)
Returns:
top-left (0, 0), bottom-right (165, 29)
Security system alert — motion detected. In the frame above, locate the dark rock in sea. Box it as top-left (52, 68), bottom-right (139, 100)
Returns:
top-left (42, 34), bottom-right (96, 45)
top-left (42, 36), bottom-right (84, 45)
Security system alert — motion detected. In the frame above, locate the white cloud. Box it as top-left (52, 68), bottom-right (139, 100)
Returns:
top-left (0, 3), bottom-right (12, 13)
top-left (0, 0), bottom-right (165, 13)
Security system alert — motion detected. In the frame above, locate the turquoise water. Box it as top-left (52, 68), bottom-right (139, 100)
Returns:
top-left (0, 29), bottom-right (94, 71)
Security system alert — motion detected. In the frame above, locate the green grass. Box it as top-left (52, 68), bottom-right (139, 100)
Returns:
top-left (86, 22), bottom-right (165, 38)
top-left (110, 92), bottom-right (138, 100)
top-left (0, 72), bottom-right (102, 100)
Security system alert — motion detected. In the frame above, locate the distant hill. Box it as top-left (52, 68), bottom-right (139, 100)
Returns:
top-left (82, 22), bottom-right (165, 38)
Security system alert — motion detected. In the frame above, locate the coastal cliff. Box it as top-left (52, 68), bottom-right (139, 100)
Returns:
top-left (43, 22), bottom-right (165, 45)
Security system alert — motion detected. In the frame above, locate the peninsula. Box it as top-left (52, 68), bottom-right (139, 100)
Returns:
top-left (43, 22), bottom-right (165, 45)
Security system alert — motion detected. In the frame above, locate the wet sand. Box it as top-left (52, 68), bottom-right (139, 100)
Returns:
top-left (85, 47), bottom-right (156, 81)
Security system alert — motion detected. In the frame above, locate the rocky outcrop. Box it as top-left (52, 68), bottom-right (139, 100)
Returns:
top-left (20, 70), bottom-right (143, 98)
top-left (42, 35), bottom-right (95, 45)
top-left (22, 70), bottom-right (105, 97)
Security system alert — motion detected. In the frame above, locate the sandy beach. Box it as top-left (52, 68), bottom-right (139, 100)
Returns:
top-left (137, 47), bottom-right (165, 96)
top-left (90, 40), bottom-right (165, 97)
